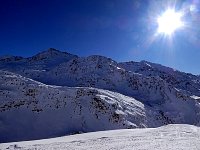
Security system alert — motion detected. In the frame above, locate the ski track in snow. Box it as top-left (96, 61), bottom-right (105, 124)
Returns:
top-left (1, 124), bottom-right (200, 150)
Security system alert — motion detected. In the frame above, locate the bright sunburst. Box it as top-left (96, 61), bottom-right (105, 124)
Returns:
top-left (157, 9), bottom-right (184, 35)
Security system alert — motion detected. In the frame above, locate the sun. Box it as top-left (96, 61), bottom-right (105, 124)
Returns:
top-left (157, 9), bottom-right (184, 35)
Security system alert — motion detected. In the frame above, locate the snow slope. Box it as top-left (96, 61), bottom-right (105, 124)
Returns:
top-left (119, 60), bottom-right (200, 96)
top-left (0, 70), bottom-right (159, 142)
top-left (1, 70), bottom-right (200, 143)
top-left (1, 124), bottom-right (200, 150)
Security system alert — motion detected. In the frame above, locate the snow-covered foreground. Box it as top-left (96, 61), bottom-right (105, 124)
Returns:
top-left (1, 124), bottom-right (200, 150)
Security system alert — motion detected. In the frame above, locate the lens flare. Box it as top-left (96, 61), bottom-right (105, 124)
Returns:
top-left (157, 9), bottom-right (184, 35)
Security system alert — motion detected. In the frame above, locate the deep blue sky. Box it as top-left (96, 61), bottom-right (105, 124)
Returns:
top-left (0, 0), bottom-right (200, 74)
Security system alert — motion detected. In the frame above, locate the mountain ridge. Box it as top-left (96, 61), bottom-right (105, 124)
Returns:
top-left (0, 48), bottom-right (200, 143)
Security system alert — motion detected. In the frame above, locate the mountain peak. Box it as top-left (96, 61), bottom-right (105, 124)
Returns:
top-left (47, 48), bottom-right (57, 51)
top-left (29, 48), bottom-right (77, 61)
top-left (41, 48), bottom-right (68, 56)
top-left (46, 48), bottom-right (67, 54)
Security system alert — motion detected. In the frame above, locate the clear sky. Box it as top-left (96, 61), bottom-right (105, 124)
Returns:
top-left (0, 0), bottom-right (200, 74)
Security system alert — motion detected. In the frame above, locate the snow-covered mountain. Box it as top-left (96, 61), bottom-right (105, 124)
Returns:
top-left (0, 48), bottom-right (200, 143)
top-left (119, 60), bottom-right (200, 96)
top-left (0, 48), bottom-right (78, 78)
top-left (0, 70), bottom-right (160, 142)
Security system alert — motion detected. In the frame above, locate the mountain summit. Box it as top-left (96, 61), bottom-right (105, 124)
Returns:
top-left (29, 48), bottom-right (77, 61)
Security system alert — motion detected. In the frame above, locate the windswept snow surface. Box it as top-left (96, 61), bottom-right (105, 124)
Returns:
top-left (1, 124), bottom-right (200, 150)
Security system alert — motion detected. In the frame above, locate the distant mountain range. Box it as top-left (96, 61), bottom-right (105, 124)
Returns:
top-left (1, 48), bottom-right (200, 142)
